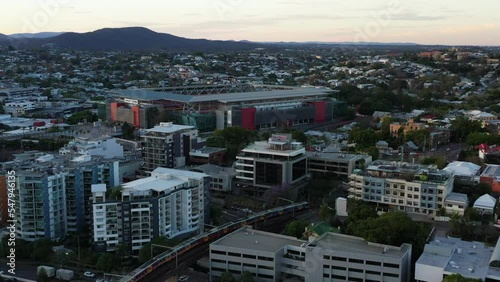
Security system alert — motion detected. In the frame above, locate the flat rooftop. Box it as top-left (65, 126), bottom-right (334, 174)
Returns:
top-left (143, 122), bottom-right (195, 134)
top-left (307, 151), bottom-right (368, 162)
top-left (123, 176), bottom-right (186, 193)
top-left (241, 141), bottom-right (305, 157)
top-left (417, 237), bottom-right (494, 280)
top-left (113, 86), bottom-right (331, 104)
top-left (312, 233), bottom-right (410, 259)
top-left (481, 165), bottom-right (500, 177)
top-left (212, 226), bottom-right (305, 253)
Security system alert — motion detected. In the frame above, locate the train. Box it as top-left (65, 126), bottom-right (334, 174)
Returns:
top-left (121, 201), bottom-right (310, 282)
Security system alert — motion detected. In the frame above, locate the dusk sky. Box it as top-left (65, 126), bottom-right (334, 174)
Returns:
top-left (2, 0), bottom-right (500, 45)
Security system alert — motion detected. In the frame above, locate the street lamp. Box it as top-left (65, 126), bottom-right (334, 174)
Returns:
top-left (151, 244), bottom-right (177, 268)
top-left (60, 252), bottom-right (69, 270)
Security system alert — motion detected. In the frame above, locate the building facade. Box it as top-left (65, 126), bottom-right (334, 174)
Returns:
top-left (0, 148), bottom-right (126, 240)
top-left (235, 134), bottom-right (309, 193)
top-left (210, 226), bottom-right (412, 282)
top-left (108, 84), bottom-right (336, 131)
top-left (348, 161), bottom-right (467, 217)
top-left (141, 122), bottom-right (204, 173)
top-left (92, 168), bottom-right (210, 253)
top-left (307, 152), bottom-right (372, 178)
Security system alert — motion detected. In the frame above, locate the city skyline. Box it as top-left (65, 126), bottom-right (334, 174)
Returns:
top-left (1, 0), bottom-right (500, 46)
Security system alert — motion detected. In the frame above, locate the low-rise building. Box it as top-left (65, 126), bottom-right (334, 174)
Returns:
top-left (189, 147), bottom-right (227, 166)
top-left (390, 119), bottom-right (425, 136)
top-left (59, 136), bottom-right (124, 159)
top-left (415, 237), bottom-right (500, 281)
top-left (307, 151), bottom-right (372, 177)
top-left (190, 164), bottom-right (235, 192)
top-left (209, 226), bottom-right (412, 282)
top-left (348, 161), bottom-right (467, 217)
top-left (480, 165), bottom-right (500, 193)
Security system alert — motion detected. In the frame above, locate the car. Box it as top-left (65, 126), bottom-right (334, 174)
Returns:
top-left (84, 271), bottom-right (96, 278)
top-left (179, 275), bottom-right (190, 281)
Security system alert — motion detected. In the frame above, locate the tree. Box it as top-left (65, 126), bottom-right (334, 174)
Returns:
top-left (451, 116), bottom-right (483, 140)
top-left (145, 107), bottom-right (161, 128)
top-left (220, 271), bottom-right (235, 282)
top-left (283, 221), bottom-right (309, 239)
top-left (206, 127), bottom-right (258, 161)
top-left (31, 239), bottom-right (54, 262)
top-left (319, 202), bottom-right (332, 221)
top-left (66, 110), bottom-right (97, 125)
top-left (458, 150), bottom-right (467, 161)
top-left (96, 253), bottom-right (120, 272)
top-left (239, 271), bottom-right (255, 282)
top-left (121, 122), bottom-right (135, 140)
top-left (442, 273), bottom-right (482, 282)
top-left (364, 146), bottom-right (380, 160)
top-left (405, 129), bottom-right (430, 149)
top-left (37, 268), bottom-right (50, 282)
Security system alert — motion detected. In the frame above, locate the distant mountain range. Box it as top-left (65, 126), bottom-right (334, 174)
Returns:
top-left (8, 32), bottom-right (65, 39)
top-left (0, 27), bottom-right (260, 51)
top-left (0, 27), bottom-right (423, 51)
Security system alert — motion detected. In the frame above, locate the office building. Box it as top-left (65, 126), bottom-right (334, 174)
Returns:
top-left (141, 122), bottom-right (204, 173)
top-left (415, 237), bottom-right (500, 281)
top-left (307, 151), bottom-right (372, 177)
top-left (235, 134), bottom-right (309, 195)
top-left (92, 168), bottom-right (210, 253)
top-left (209, 226), bottom-right (412, 282)
top-left (348, 161), bottom-right (468, 217)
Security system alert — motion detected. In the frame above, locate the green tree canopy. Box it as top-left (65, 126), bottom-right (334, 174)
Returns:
top-left (206, 126), bottom-right (258, 161)
top-left (31, 239), bottom-right (54, 262)
top-left (466, 132), bottom-right (500, 147)
top-left (452, 116), bottom-right (483, 139)
top-left (96, 253), bottom-right (120, 272)
top-left (442, 273), bottom-right (482, 282)
top-left (283, 221), bottom-right (309, 239)
top-left (220, 271), bottom-right (235, 282)
top-left (66, 110), bottom-right (98, 125)
top-left (240, 271), bottom-right (255, 282)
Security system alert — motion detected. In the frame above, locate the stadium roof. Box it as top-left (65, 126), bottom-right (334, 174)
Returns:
top-left (112, 87), bottom-right (332, 104)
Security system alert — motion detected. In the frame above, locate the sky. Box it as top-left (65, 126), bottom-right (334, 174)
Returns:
top-left (1, 0), bottom-right (500, 45)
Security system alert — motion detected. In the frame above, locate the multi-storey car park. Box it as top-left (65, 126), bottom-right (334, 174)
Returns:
top-left (107, 84), bottom-right (339, 131)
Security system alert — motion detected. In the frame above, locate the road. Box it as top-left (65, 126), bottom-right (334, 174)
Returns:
top-left (0, 260), bottom-right (39, 281)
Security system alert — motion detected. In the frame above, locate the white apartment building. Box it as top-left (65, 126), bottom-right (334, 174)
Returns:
top-left (235, 134), bottom-right (308, 191)
top-left (349, 161), bottom-right (468, 217)
top-left (59, 136), bottom-right (124, 159)
top-left (141, 122), bottom-right (204, 173)
top-left (210, 226), bottom-right (412, 282)
top-left (92, 167), bottom-right (210, 253)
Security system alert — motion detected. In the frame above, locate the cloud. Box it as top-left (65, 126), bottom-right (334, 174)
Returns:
top-left (390, 12), bottom-right (447, 21)
top-left (440, 23), bottom-right (498, 34)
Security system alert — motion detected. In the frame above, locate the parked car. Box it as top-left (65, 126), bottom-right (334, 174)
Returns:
top-left (179, 275), bottom-right (190, 281)
top-left (84, 271), bottom-right (96, 278)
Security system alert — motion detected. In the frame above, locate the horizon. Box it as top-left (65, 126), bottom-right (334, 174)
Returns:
top-left (1, 0), bottom-right (500, 46)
